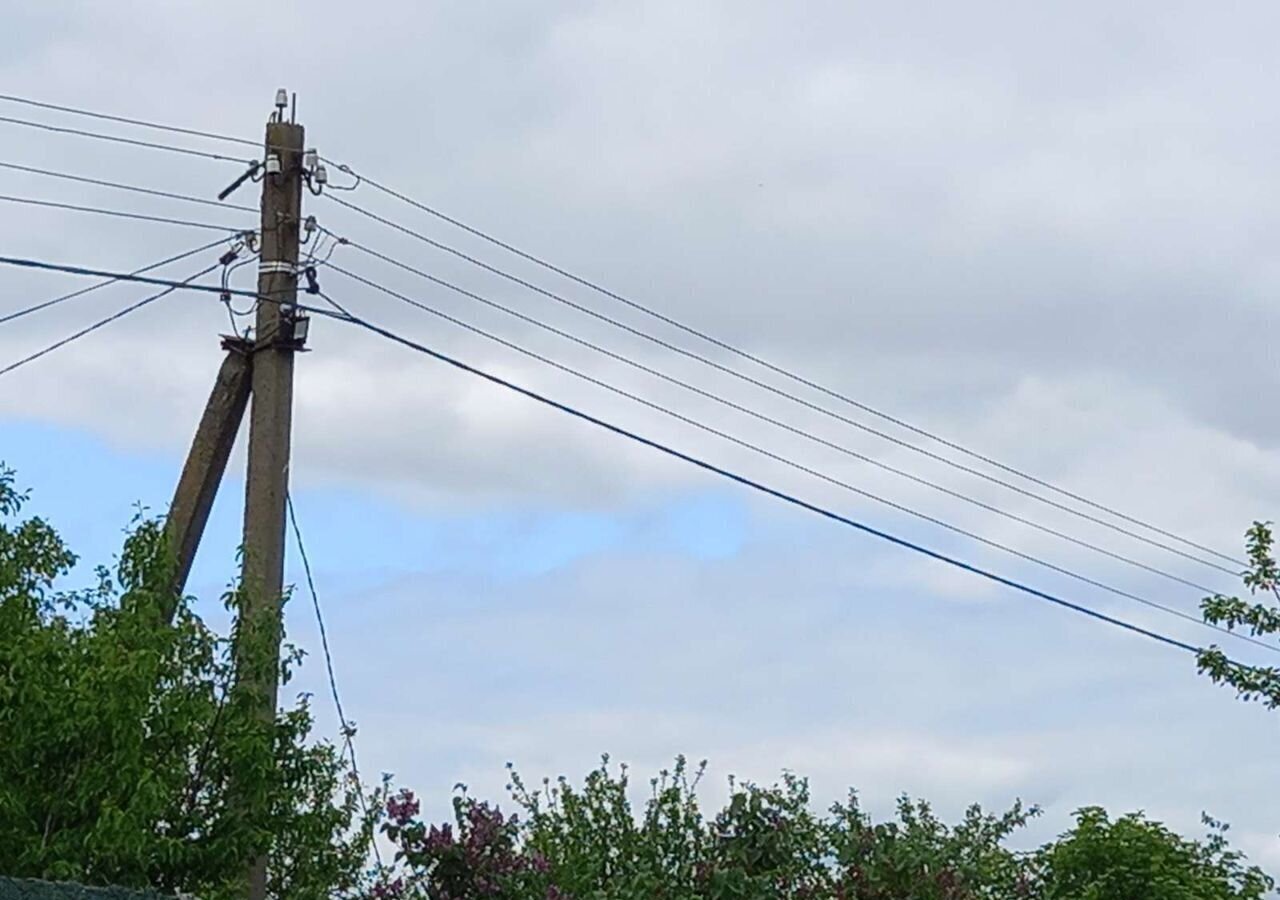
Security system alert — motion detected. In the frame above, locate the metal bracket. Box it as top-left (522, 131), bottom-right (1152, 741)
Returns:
top-left (220, 335), bottom-right (255, 356)
top-left (250, 311), bottom-right (310, 353)
top-left (258, 260), bottom-right (297, 277)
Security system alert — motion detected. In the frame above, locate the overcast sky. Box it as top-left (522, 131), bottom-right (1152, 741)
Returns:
top-left (3, 0), bottom-right (1280, 870)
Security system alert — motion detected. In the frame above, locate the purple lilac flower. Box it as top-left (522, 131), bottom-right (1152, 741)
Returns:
top-left (387, 789), bottom-right (421, 825)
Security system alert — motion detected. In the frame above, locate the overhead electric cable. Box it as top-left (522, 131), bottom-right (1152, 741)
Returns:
top-left (332, 243), bottom-right (1225, 596)
top-left (0, 86), bottom-right (1238, 565)
top-left (321, 197), bottom-right (1243, 575)
top-left (346, 176), bottom-right (1246, 568)
top-left (0, 256), bottom-right (262, 300)
top-left (321, 268), bottom-right (1270, 654)
top-left (0, 262), bottom-right (219, 377)
top-left (0, 113), bottom-right (253, 164)
top-left (0, 193), bottom-right (249, 232)
top-left (314, 300), bottom-right (1236, 659)
top-left (0, 160), bottom-right (257, 212)
top-left (0, 93), bottom-right (260, 148)
top-left (0, 236), bottom-right (231, 325)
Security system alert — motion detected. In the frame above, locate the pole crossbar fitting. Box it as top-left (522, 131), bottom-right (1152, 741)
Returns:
top-left (258, 259), bottom-right (296, 277)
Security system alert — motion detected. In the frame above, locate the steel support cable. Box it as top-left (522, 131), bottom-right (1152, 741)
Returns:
top-left (285, 493), bottom-right (383, 868)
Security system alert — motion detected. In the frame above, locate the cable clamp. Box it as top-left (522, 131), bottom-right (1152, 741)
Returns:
top-left (259, 260), bottom-right (296, 276)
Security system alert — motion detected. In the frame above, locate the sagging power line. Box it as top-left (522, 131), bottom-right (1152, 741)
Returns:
top-left (0, 193), bottom-right (251, 232)
top-left (328, 237), bottom-right (1229, 597)
top-left (2, 246), bottom-right (1256, 654)
top-left (321, 194), bottom-right (1243, 576)
top-left (1, 94), bottom-right (1263, 895)
top-left (0, 236), bottom-right (231, 326)
top-left (313, 299), bottom-right (1230, 659)
top-left (0, 113), bottom-right (253, 164)
top-left (0, 87), bottom-right (1241, 568)
top-left (334, 174), bottom-right (1248, 569)
top-left (0, 159), bottom-right (257, 212)
top-left (0, 261), bottom-right (221, 377)
top-left (321, 263), bottom-right (1268, 653)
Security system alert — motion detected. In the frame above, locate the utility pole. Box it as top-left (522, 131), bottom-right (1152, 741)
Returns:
top-left (163, 335), bottom-right (253, 617)
top-left (237, 91), bottom-right (307, 900)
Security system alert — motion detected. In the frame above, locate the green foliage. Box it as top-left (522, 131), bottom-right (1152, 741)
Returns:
top-left (2, 463), bottom-right (1273, 900)
top-left (0, 467), bottom-right (376, 898)
top-left (1033, 808), bottom-right (1272, 900)
top-left (371, 758), bottom-right (1271, 899)
top-left (826, 792), bottom-right (1034, 898)
top-left (1199, 521), bottom-right (1280, 707)
top-left (0, 875), bottom-right (174, 899)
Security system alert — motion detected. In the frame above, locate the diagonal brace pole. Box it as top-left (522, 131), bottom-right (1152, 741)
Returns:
top-left (163, 336), bottom-right (253, 619)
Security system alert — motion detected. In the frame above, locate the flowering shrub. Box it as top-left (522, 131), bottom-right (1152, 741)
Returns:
top-left (369, 757), bottom-right (1272, 900)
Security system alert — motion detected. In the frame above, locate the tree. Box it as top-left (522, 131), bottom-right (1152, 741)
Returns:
top-left (3, 461), bottom-right (1272, 900)
top-left (1033, 808), bottom-right (1272, 900)
top-left (0, 466), bottom-right (376, 897)
top-left (371, 757), bottom-right (1270, 899)
top-left (1198, 522), bottom-right (1280, 708)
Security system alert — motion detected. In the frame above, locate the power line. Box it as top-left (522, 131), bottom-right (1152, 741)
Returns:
top-left (321, 196), bottom-right (1241, 577)
top-left (0, 256), bottom-right (262, 300)
top-left (0, 93), bottom-right (260, 148)
top-left (0, 89), bottom-right (1241, 566)
top-left (0, 90), bottom-right (1235, 565)
top-left (285, 492), bottom-right (383, 868)
top-left (0, 263), bottom-right (219, 377)
top-left (0, 113), bottom-right (253, 164)
top-left (0, 94), bottom-right (305, 162)
top-left (0, 256), bottom-right (326, 318)
top-left (0, 96), bottom-right (1244, 628)
top-left (321, 268), bottom-right (1271, 654)
top-left (0, 193), bottom-right (251, 232)
top-left (334, 180), bottom-right (1245, 569)
top-left (0, 236), bottom-right (232, 326)
top-left (315, 300), bottom-right (1227, 658)
top-left (0, 159), bottom-right (257, 212)
top-left (334, 241), bottom-right (1227, 597)
top-left (2, 249), bottom-right (1244, 648)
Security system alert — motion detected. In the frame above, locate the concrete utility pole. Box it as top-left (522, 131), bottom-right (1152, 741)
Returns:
top-left (238, 93), bottom-right (307, 900)
top-left (163, 335), bottom-right (253, 616)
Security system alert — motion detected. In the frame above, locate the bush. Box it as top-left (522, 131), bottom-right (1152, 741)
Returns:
top-left (370, 757), bottom-right (1272, 899)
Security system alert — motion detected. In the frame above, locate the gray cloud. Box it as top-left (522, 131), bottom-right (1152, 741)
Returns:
top-left (1, 0), bottom-right (1275, 672)
top-left (4, 0), bottom-right (1280, 869)
top-left (4, 0), bottom-right (1280, 486)
top-left (287, 523), bottom-right (1280, 862)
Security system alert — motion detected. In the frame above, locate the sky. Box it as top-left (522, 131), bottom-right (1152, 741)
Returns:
top-left (2, 0), bottom-right (1280, 869)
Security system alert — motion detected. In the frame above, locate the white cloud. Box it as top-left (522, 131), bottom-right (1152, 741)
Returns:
top-left (284, 526), bottom-right (1278, 855)
top-left (5, 0), bottom-right (1280, 871)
